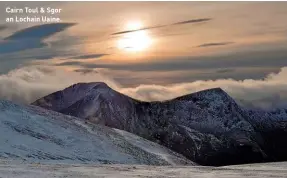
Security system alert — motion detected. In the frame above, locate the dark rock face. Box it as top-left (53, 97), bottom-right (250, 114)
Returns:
top-left (32, 82), bottom-right (287, 166)
top-left (247, 109), bottom-right (287, 162)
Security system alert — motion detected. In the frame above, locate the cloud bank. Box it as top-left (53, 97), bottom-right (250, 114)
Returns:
top-left (0, 66), bottom-right (286, 110)
top-left (122, 68), bottom-right (287, 110)
top-left (0, 66), bottom-right (118, 104)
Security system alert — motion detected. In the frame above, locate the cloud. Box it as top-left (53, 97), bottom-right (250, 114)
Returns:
top-left (111, 18), bottom-right (211, 35)
top-left (0, 25), bottom-right (7, 31)
top-left (0, 39), bottom-right (47, 54)
top-left (0, 66), bottom-right (287, 111)
top-left (4, 23), bottom-right (76, 40)
top-left (111, 26), bottom-right (164, 35)
top-left (216, 68), bottom-right (235, 73)
top-left (54, 61), bottom-right (82, 66)
top-left (171, 18), bottom-right (211, 25)
top-left (0, 66), bottom-right (118, 104)
top-left (74, 69), bottom-right (98, 74)
top-left (68, 54), bottom-right (108, 60)
top-left (0, 23), bottom-right (76, 54)
top-left (54, 49), bottom-right (287, 73)
top-left (120, 67), bottom-right (287, 110)
top-left (197, 42), bottom-right (234, 48)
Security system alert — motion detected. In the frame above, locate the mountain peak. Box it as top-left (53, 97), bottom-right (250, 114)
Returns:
top-left (71, 82), bottom-right (110, 89)
top-left (31, 82), bottom-right (112, 111)
top-left (173, 87), bottom-right (230, 102)
top-left (194, 87), bottom-right (227, 95)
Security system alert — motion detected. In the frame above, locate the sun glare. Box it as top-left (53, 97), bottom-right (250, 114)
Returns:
top-left (126, 21), bottom-right (143, 30)
top-left (117, 21), bottom-right (152, 52)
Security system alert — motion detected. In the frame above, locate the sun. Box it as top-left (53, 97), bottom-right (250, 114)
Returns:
top-left (117, 21), bottom-right (152, 52)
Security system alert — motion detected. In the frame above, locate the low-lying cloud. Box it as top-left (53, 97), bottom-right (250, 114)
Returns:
top-left (122, 68), bottom-right (287, 110)
top-left (0, 66), bottom-right (287, 111)
top-left (0, 66), bottom-right (118, 105)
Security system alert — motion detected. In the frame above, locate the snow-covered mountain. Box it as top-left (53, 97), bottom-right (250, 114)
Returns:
top-left (0, 99), bottom-right (194, 166)
top-left (33, 82), bottom-right (287, 166)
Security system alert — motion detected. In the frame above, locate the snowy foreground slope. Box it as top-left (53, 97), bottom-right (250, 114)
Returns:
top-left (1, 160), bottom-right (287, 178)
top-left (33, 82), bottom-right (287, 166)
top-left (0, 100), bottom-right (193, 166)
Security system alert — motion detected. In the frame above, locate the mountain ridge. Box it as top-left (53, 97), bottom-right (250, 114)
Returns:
top-left (32, 82), bottom-right (287, 166)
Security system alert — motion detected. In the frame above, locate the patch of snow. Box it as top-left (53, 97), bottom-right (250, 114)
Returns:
top-left (0, 99), bottom-right (192, 166)
top-left (114, 129), bottom-right (194, 166)
top-left (0, 160), bottom-right (286, 178)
